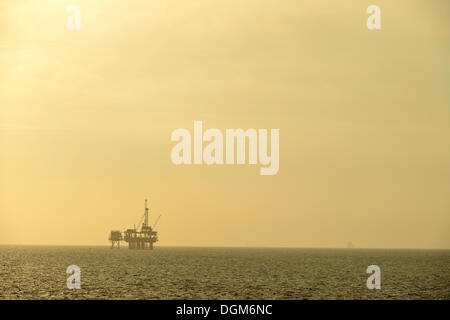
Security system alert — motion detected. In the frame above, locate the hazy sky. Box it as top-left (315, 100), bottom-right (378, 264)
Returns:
top-left (1, 0), bottom-right (449, 248)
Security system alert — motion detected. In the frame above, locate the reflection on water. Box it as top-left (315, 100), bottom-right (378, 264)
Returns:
top-left (0, 246), bottom-right (448, 299)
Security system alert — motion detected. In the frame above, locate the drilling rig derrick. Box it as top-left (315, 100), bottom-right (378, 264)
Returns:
top-left (109, 199), bottom-right (159, 250)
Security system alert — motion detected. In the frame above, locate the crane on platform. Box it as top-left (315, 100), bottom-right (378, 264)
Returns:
top-left (152, 214), bottom-right (161, 230)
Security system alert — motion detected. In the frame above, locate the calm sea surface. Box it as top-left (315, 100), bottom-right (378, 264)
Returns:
top-left (0, 246), bottom-right (448, 299)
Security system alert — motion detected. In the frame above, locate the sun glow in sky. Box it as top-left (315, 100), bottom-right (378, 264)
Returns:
top-left (1, 0), bottom-right (449, 248)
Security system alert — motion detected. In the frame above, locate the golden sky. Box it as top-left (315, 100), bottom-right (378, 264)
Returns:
top-left (1, 0), bottom-right (449, 248)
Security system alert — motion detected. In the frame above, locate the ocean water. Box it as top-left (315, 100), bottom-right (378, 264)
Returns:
top-left (0, 246), bottom-right (448, 300)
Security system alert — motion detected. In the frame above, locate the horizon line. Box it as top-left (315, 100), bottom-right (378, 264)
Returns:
top-left (0, 243), bottom-right (449, 250)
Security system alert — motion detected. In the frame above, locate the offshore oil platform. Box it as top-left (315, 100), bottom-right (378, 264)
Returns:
top-left (109, 199), bottom-right (160, 250)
